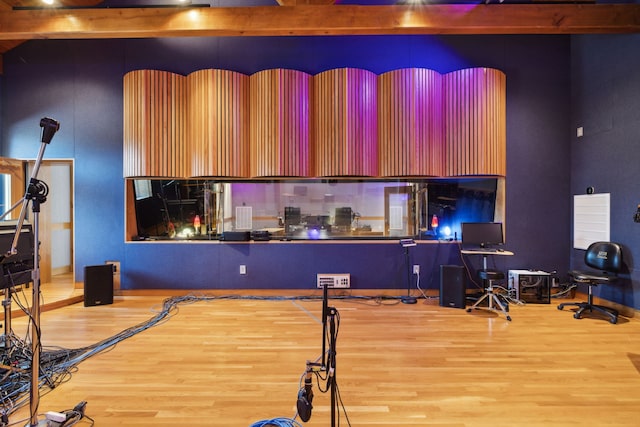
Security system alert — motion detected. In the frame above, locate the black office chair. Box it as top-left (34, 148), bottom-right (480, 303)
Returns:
top-left (558, 241), bottom-right (623, 324)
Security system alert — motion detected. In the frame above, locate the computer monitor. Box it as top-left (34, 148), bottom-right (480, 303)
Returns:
top-left (461, 222), bottom-right (504, 249)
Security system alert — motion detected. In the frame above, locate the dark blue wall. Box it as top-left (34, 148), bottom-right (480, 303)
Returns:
top-left (570, 34), bottom-right (640, 309)
top-left (1, 34), bottom-right (577, 298)
top-left (125, 241), bottom-right (468, 290)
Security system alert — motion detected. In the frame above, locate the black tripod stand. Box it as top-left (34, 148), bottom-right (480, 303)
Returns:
top-left (319, 284), bottom-right (339, 427)
top-left (297, 284), bottom-right (341, 427)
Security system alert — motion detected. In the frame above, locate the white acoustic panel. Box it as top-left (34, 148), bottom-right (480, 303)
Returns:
top-left (235, 206), bottom-right (253, 230)
top-left (573, 193), bottom-right (610, 250)
top-left (389, 206), bottom-right (403, 230)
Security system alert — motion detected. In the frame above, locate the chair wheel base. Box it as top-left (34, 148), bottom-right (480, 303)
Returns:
top-left (558, 301), bottom-right (618, 324)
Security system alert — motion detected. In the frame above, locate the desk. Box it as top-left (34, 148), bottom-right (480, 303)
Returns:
top-left (461, 249), bottom-right (514, 270)
top-left (460, 249), bottom-right (514, 256)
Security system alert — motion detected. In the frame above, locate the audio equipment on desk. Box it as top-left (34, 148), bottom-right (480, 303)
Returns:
top-left (221, 231), bottom-right (251, 241)
top-left (0, 223), bottom-right (34, 289)
top-left (251, 230), bottom-right (271, 241)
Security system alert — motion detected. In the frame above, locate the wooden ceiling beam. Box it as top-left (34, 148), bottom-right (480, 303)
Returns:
top-left (0, 4), bottom-right (638, 41)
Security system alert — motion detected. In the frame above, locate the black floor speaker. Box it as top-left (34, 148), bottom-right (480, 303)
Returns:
top-left (439, 265), bottom-right (466, 309)
top-left (84, 265), bottom-right (114, 307)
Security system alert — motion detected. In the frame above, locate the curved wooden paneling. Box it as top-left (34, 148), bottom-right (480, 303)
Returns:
top-left (123, 66), bottom-right (506, 179)
top-left (444, 67), bottom-right (506, 176)
top-left (123, 70), bottom-right (188, 177)
top-left (250, 69), bottom-right (312, 177)
top-left (314, 68), bottom-right (378, 177)
top-left (188, 69), bottom-right (249, 177)
top-left (378, 68), bottom-right (443, 177)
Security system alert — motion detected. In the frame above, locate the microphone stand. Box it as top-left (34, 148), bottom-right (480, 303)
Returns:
top-left (400, 239), bottom-right (417, 304)
top-left (321, 284), bottom-right (338, 427)
top-left (321, 284), bottom-right (328, 369)
top-left (327, 306), bottom-right (337, 427)
top-left (7, 118), bottom-right (59, 427)
top-left (314, 284), bottom-right (338, 427)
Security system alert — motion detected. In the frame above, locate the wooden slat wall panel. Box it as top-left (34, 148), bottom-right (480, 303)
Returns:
top-left (123, 70), bottom-right (188, 178)
top-left (124, 67), bottom-right (505, 179)
top-left (378, 68), bottom-right (443, 176)
top-left (123, 70), bottom-right (145, 177)
top-left (314, 68), bottom-right (378, 177)
top-left (188, 69), bottom-right (249, 177)
top-left (444, 67), bottom-right (506, 176)
top-left (250, 69), bottom-right (312, 177)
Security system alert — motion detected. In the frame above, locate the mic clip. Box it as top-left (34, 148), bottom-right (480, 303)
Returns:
top-left (297, 366), bottom-right (314, 422)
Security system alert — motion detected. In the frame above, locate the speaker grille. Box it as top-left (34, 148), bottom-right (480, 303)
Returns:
top-left (439, 265), bottom-right (466, 309)
top-left (84, 265), bottom-right (114, 307)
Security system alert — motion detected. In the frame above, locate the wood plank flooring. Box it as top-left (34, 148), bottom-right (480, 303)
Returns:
top-left (5, 285), bottom-right (640, 427)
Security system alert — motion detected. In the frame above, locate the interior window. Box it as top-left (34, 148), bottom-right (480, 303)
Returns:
top-left (128, 178), bottom-right (501, 241)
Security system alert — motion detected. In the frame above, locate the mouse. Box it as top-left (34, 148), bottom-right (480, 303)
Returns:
top-left (497, 248), bottom-right (504, 252)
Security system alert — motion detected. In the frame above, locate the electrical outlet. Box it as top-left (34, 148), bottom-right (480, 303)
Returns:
top-left (413, 265), bottom-right (420, 275)
top-left (106, 260), bottom-right (121, 289)
top-left (106, 261), bottom-right (120, 274)
top-left (239, 265), bottom-right (247, 275)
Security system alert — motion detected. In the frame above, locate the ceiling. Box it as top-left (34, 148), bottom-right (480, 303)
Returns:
top-left (0, 0), bottom-right (638, 60)
top-left (0, 0), bottom-right (103, 53)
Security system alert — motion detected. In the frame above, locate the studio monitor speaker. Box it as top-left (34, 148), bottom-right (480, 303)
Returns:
top-left (84, 265), bottom-right (114, 307)
top-left (440, 265), bottom-right (466, 309)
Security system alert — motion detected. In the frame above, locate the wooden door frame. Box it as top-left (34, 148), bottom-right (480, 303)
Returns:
top-left (0, 157), bottom-right (26, 219)
top-left (25, 159), bottom-right (75, 284)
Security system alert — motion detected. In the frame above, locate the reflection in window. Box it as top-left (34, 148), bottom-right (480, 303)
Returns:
top-left (129, 178), bottom-right (501, 241)
top-left (425, 179), bottom-right (498, 240)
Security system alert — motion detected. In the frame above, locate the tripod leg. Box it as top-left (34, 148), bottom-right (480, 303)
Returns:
top-left (490, 293), bottom-right (511, 321)
top-left (2, 288), bottom-right (11, 350)
top-left (466, 292), bottom-right (490, 312)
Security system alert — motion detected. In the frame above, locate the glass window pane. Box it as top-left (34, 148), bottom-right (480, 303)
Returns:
top-left (129, 178), bottom-right (501, 241)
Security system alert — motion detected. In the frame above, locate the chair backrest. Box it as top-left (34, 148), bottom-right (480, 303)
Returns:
top-left (584, 241), bottom-right (623, 273)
